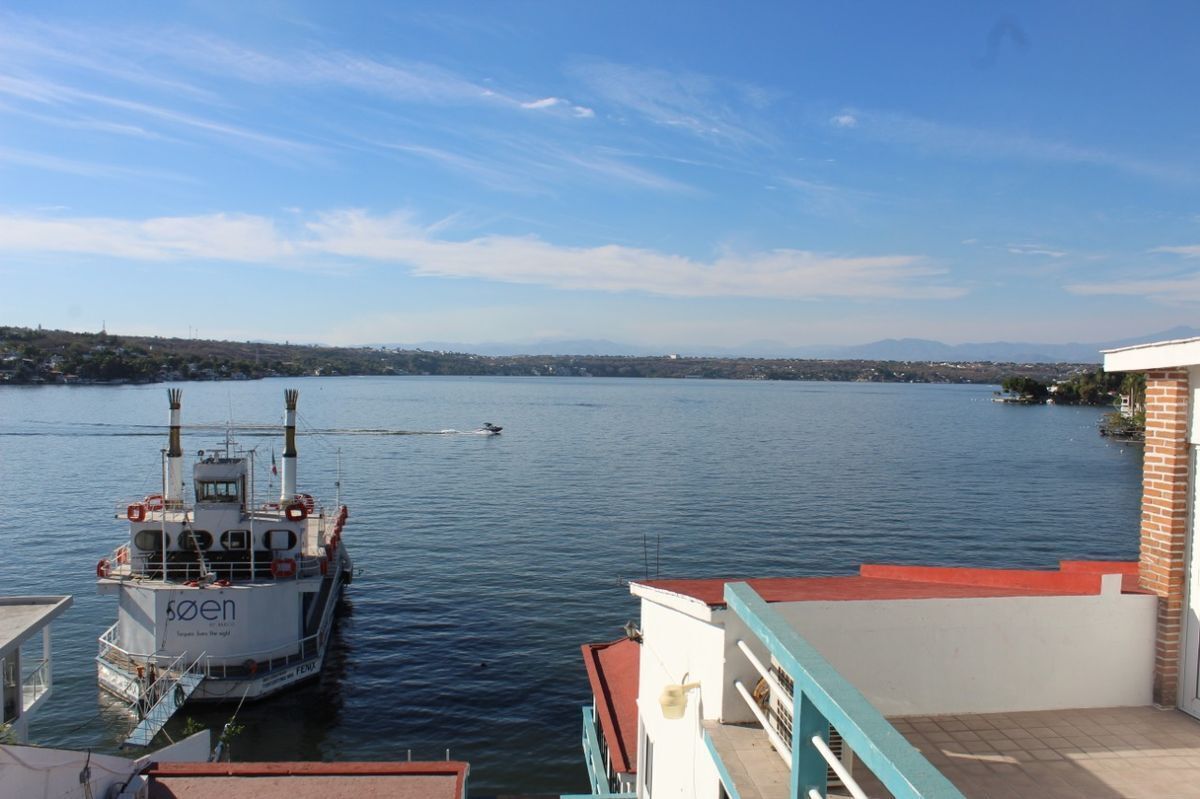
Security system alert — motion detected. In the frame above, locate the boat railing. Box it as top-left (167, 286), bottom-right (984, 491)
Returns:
top-left (120, 553), bottom-right (330, 583)
top-left (100, 625), bottom-right (310, 676)
top-left (98, 622), bottom-right (121, 661)
top-left (115, 650), bottom-right (198, 718)
top-left (97, 552), bottom-right (346, 679)
top-left (20, 658), bottom-right (51, 713)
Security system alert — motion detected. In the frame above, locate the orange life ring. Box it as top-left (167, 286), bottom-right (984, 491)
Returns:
top-left (127, 503), bottom-right (146, 522)
top-left (270, 557), bottom-right (297, 578)
top-left (96, 559), bottom-right (110, 578)
top-left (144, 494), bottom-right (164, 511)
top-left (285, 502), bottom-right (307, 522)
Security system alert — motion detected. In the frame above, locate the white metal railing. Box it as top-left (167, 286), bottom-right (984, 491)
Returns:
top-left (811, 735), bottom-right (867, 799)
top-left (106, 501), bottom-right (337, 584)
top-left (124, 650), bottom-right (193, 717)
top-left (96, 550), bottom-right (346, 681)
top-left (724, 583), bottom-right (964, 799)
top-left (121, 553), bottom-right (328, 582)
top-left (732, 678), bottom-right (794, 767)
top-left (20, 658), bottom-right (50, 712)
top-left (735, 638), bottom-right (873, 799)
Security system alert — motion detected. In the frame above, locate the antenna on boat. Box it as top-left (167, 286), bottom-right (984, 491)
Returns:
top-left (226, 394), bottom-right (234, 458)
top-left (335, 448), bottom-right (342, 507)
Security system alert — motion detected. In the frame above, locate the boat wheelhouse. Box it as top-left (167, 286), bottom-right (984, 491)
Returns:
top-left (96, 389), bottom-right (352, 746)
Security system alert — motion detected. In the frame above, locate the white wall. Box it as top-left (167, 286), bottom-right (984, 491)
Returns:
top-left (769, 591), bottom-right (1156, 716)
top-left (636, 598), bottom-right (725, 799)
top-left (636, 585), bottom-right (1155, 798)
top-left (118, 583), bottom-right (302, 662)
top-left (0, 732), bottom-right (209, 799)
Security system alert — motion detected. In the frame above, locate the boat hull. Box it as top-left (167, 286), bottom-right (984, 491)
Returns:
top-left (99, 652), bottom-right (327, 704)
top-left (97, 551), bottom-right (351, 709)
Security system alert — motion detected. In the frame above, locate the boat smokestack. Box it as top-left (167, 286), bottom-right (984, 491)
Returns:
top-left (166, 389), bottom-right (184, 503)
top-left (280, 389), bottom-right (298, 501)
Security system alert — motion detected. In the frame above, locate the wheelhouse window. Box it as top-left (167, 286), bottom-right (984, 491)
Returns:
top-left (196, 480), bottom-right (241, 503)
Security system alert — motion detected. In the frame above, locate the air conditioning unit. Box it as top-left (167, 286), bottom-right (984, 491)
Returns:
top-left (766, 657), bottom-right (855, 788)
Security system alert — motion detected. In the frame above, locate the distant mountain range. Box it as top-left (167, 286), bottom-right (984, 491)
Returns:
top-left (378, 326), bottom-right (1200, 364)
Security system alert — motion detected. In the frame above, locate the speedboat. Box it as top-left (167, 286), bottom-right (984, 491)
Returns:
top-left (480, 422), bottom-right (503, 434)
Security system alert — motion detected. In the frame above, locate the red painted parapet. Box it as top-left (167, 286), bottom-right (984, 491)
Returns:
top-left (858, 563), bottom-right (1126, 595)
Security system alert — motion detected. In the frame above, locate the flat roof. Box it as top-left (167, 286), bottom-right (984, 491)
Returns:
top-left (1103, 335), bottom-right (1200, 371)
top-left (0, 596), bottom-right (72, 657)
top-left (146, 762), bottom-right (467, 799)
top-left (633, 561), bottom-right (1140, 609)
top-left (581, 637), bottom-right (640, 775)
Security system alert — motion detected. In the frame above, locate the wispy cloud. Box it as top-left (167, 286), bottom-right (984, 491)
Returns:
top-left (0, 73), bottom-right (316, 157)
top-left (0, 213), bottom-right (290, 261)
top-left (372, 140), bottom-right (544, 193)
top-left (828, 107), bottom-right (1195, 184)
top-left (0, 209), bottom-right (964, 301)
top-left (1151, 244), bottom-right (1200, 257)
top-left (0, 14), bottom-right (219, 102)
top-left (1007, 244), bottom-right (1067, 258)
top-left (521, 97), bottom-right (561, 110)
top-left (1066, 272), bottom-right (1200, 303)
top-left (1069, 245), bottom-right (1200, 302)
top-left (0, 145), bottom-right (189, 182)
top-left (569, 60), bottom-right (775, 145)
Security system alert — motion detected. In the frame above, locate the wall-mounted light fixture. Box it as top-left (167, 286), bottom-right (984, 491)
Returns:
top-left (659, 674), bottom-right (701, 720)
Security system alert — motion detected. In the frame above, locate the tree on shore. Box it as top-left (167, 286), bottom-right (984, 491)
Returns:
top-left (1001, 376), bottom-right (1049, 401)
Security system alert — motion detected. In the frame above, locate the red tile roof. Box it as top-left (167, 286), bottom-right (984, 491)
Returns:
top-left (581, 636), bottom-right (640, 775)
top-left (145, 761), bottom-right (468, 799)
top-left (635, 560), bottom-right (1142, 608)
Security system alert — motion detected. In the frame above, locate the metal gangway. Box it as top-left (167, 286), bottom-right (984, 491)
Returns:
top-left (122, 651), bottom-right (207, 747)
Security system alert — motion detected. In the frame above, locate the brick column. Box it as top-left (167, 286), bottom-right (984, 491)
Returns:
top-left (1140, 369), bottom-right (1191, 706)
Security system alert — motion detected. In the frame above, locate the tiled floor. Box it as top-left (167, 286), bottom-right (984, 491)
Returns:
top-left (709, 707), bottom-right (1200, 799)
top-left (704, 720), bottom-right (791, 799)
top-left (857, 706), bottom-right (1200, 798)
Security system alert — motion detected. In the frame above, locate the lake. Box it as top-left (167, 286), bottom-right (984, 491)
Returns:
top-left (0, 377), bottom-right (1143, 794)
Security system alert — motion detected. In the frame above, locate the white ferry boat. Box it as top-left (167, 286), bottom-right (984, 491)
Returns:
top-left (96, 389), bottom-right (352, 744)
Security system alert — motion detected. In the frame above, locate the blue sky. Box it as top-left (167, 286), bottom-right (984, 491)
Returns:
top-left (1, 2), bottom-right (1198, 350)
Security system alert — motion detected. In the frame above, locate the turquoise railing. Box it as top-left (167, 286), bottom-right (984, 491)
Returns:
top-left (581, 704), bottom-right (608, 794)
top-left (576, 704), bottom-right (635, 799)
top-left (724, 582), bottom-right (965, 799)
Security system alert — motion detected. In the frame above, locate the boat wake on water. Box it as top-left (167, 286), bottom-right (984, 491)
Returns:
top-left (9, 422), bottom-right (504, 437)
